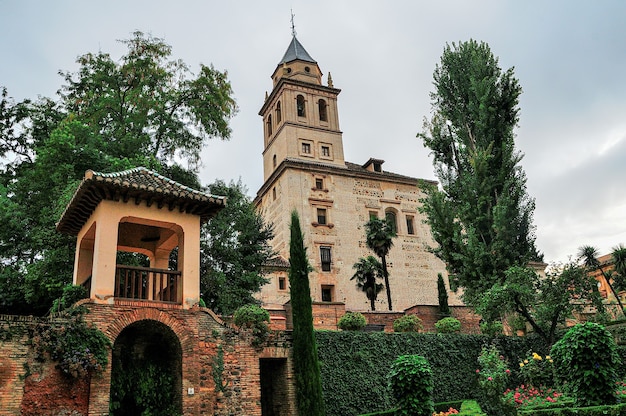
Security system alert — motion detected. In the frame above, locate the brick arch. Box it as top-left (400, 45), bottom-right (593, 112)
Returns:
top-left (104, 308), bottom-right (195, 354)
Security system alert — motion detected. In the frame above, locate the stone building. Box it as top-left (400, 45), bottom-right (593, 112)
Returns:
top-left (255, 36), bottom-right (463, 318)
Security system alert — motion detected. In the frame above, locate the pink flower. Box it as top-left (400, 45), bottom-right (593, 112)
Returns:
top-left (488, 376), bottom-right (493, 381)
top-left (505, 369), bottom-right (511, 374)
top-left (476, 369), bottom-right (480, 373)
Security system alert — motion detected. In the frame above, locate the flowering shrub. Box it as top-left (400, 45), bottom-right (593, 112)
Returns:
top-left (432, 408), bottom-right (459, 415)
top-left (518, 351), bottom-right (555, 388)
top-left (476, 344), bottom-right (515, 416)
top-left (503, 385), bottom-right (570, 409)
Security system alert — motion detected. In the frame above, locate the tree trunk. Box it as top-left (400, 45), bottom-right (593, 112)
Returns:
top-left (382, 255), bottom-right (392, 311)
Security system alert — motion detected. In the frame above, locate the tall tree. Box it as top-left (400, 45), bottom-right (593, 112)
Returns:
top-left (365, 217), bottom-right (396, 311)
top-left (437, 273), bottom-right (451, 317)
top-left (418, 39), bottom-right (540, 309)
top-left (200, 180), bottom-right (274, 315)
top-left (288, 211), bottom-right (325, 416)
top-left (351, 256), bottom-right (384, 311)
top-left (0, 32), bottom-right (237, 314)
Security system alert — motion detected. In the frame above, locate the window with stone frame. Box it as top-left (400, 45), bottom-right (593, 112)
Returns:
top-left (297, 95), bottom-right (306, 117)
top-left (321, 285), bottom-right (334, 302)
top-left (320, 246), bottom-right (332, 272)
top-left (317, 208), bottom-right (327, 225)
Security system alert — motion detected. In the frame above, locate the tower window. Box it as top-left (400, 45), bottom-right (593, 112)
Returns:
top-left (320, 246), bottom-right (332, 272)
top-left (406, 215), bottom-right (415, 235)
top-left (297, 95), bottom-right (306, 117)
top-left (273, 154), bottom-right (277, 168)
top-left (317, 208), bottom-right (327, 225)
top-left (321, 145), bottom-right (330, 157)
top-left (272, 187), bottom-right (276, 200)
top-left (279, 277), bottom-right (286, 290)
top-left (321, 285), bottom-right (334, 302)
top-left (302, 142), bottom-right (311, 154)
top-left (385, 210), bottom-right (398, 234)
top-left (266, 114), bottom-right (272, 136)
top-left (318, 99), bottom-right (328, 122)
top-left (276, 101), bottom-right (281, 123)
top-left (315, 178), bottom-right (324, 190)
top-left (373, 162), bottom-right (382, 172)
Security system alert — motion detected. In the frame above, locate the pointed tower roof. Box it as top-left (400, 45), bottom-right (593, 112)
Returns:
top-left (279, 36), bottom-right (316, 65)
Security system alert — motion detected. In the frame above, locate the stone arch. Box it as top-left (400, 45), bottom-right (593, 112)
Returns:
top-left (104, 308), bottom-right (195, 355)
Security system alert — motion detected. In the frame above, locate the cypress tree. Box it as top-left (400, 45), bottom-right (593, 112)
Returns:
top-left (288, 210), bottom-right (325, 415)
top-left (437, 273), bottom-right (451, 317)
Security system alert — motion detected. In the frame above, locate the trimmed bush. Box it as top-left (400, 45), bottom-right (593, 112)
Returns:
top-left (233, 304), bottom-right (270, 347)
top-left (338, 311), bottom-right (367, 331)
top-left (393, 315), bottom-right (423, 333)
top-left (389, 355), bottom-right (434, 416)
top-left (551, 322), bottom-right (620, 406)
top-left (435, 317), bottom-right (461, 333)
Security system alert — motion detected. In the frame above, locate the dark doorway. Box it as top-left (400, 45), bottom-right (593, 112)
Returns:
top-left (260, 358), bottom-right (289, 416)
top-left (109, 320), bottom-right (182, 416)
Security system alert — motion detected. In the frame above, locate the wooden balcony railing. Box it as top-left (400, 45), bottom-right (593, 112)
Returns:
top-left (114, 265), bottom-right (181, 303)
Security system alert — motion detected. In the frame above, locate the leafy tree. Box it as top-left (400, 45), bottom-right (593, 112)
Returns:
top-left (578, 245), bottom-right (625, 316)
top-left (351, 255), bottom-right (384, 311)
top-left (200, 180), bottom-right (274, 315)
top-left (475, 264), bottom-right (605, 345)
top-left (0, 32), bottom-right (237, 315)
top-left (288, 211), bottom-right (325, 416)
top-left (437, 273), bottom-right (451, 317)
top-left (418, 39), bottom-right (540, 310)
top-left (365, 217), bottom-right (396, 311)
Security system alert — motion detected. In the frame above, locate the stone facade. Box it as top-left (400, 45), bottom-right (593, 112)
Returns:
top-left (256, 37), bottom-right (463, 313)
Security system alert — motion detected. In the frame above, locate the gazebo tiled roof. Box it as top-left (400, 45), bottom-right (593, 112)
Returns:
top-left (56, 167), bottom-right (226, 235)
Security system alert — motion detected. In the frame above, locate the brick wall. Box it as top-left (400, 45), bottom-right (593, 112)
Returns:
top-left (0, 302), bottom-right (297, 416)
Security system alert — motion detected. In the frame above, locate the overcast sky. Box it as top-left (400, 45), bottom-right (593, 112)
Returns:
top-left (1, 0), bottom-right (625, 264)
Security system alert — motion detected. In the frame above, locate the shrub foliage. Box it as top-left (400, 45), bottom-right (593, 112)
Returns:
top-left (338, 312), bottom-right (367, 331)
top-left (435, 317), bottom-right (461, 333)
top-left (551, 322), bottom-right (620, 406)
top-left (393, 315), bottom-right (423, 333)
top-left (388, 355), bottom-right (434, 416)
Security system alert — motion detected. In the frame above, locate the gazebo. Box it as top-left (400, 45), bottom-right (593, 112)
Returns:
top-left (56, 167), bottom-right (225, 309)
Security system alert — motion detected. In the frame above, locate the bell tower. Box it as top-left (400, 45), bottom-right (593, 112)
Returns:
top-left (259, 36), bottom-right (345, 181)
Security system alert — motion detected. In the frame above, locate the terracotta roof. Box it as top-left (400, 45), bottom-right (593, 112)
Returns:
top-left (56, 167), bottom-right (225, 235)
top-left (263, 256), bottom-right (290, 270)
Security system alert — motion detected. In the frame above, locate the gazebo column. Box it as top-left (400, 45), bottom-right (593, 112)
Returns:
top-left (179, 218), bottom-right (201, 308)
top-left (90, 204), bottom-right (120, 303)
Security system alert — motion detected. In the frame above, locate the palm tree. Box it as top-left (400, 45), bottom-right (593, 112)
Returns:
top-left (351, 256), bottom-right (384, 311)
top-left (611, 244), bottom-right (626, 294)
top-left (365, 217), bottom-right (396, 311)
top-left (578, 245), bottom-right (625, 316)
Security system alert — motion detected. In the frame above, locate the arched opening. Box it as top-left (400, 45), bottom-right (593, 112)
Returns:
top-left (296, 95), bottom-right (306, 117)
top-left (109, 320), bottom-right (182, 416)
top-left (266, 114), bottom-right (273, 136)
top-left (385, 209), bottom-right (398, 234)
top-left (276, 101), bottom-right (281, 123)
top-left (318, 99), bottom-right (328, 122)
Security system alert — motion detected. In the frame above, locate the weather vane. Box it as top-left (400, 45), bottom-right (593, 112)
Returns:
top-left (290, 9), bottom-right (297, 37)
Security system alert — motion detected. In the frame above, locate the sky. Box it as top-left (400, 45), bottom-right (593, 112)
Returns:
top-left (1, 0), bottom-right (625, 264)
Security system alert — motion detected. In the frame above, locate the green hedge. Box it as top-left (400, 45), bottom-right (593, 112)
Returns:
top-left (316, 331), bottom-right (548, 416)
top-left (518, 402), bottom-right (626, 415)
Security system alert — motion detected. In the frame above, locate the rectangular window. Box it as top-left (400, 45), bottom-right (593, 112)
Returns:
top-left (320, 246), bottom-right (332, 272)
top-left (315, 178), bottom-right (324, 190)
top-left (302, 142), bottom-right (311, 154)
top-left (278, 277), bottom-right (286, 290)
top-left (321, 285), bottom-right (334, 302)
top-left (406, 215), bottom-right (415, 235)
top-left (317, 208), bottom-right (327, 225)
top-left (321, 146), bottom-right (330, 157)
